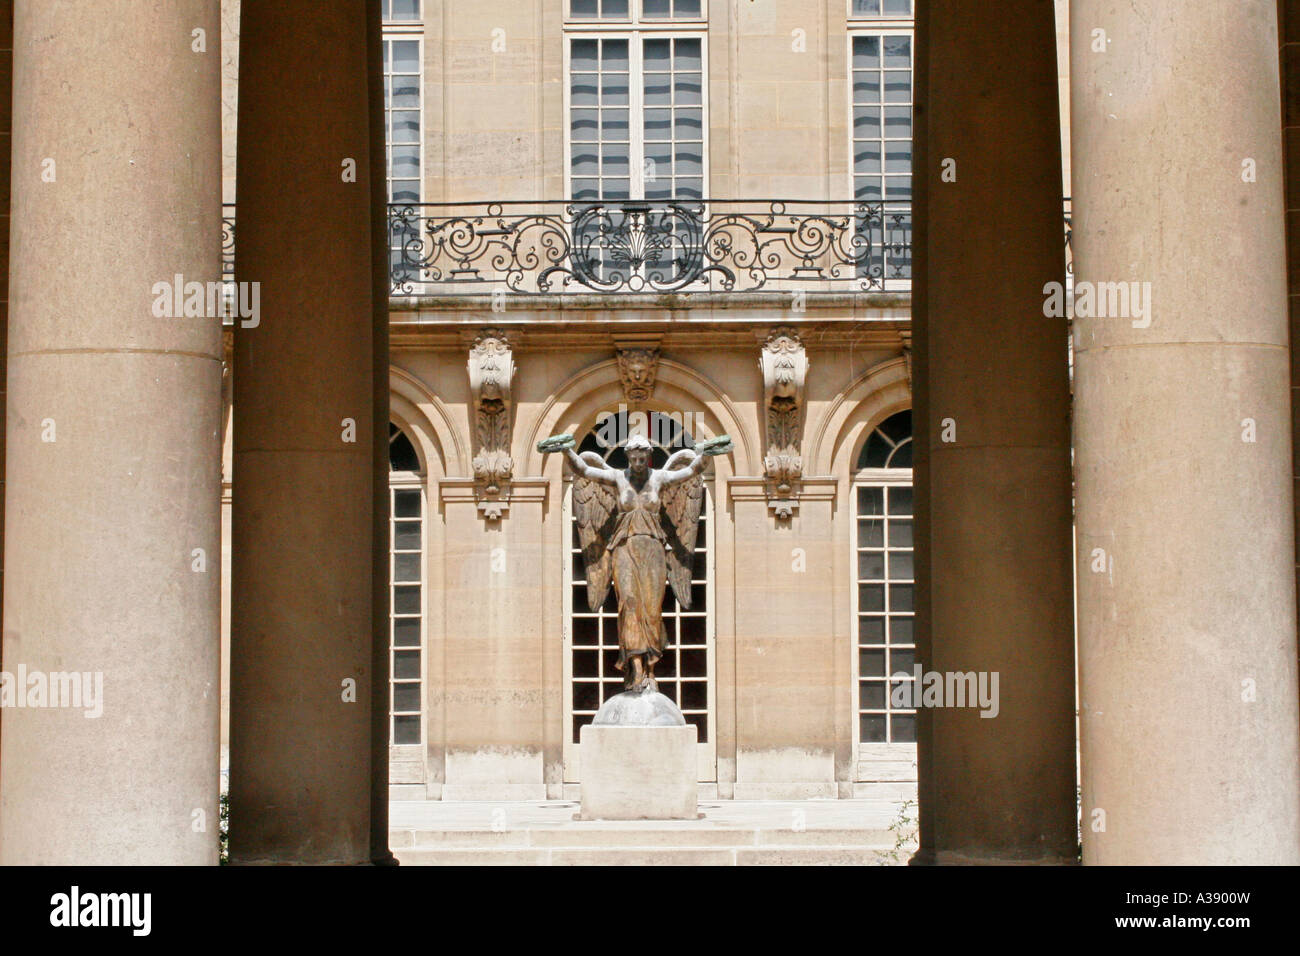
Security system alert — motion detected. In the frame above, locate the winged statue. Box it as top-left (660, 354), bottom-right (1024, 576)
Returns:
top-left (538, 430), bottom-right (733, 693)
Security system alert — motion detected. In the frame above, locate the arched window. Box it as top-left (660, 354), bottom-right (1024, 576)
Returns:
top-left (564, 409), bottom-right (713, 777)
top-left (388, 423), bottom-right (424, 746)
top-left (853, 410), bottom-right (914, 748)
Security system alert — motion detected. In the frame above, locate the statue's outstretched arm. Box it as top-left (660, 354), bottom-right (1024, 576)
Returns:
top-left (563, 446), bottom-right (621, 485)
top-left (659, 450), bottom-right (709, 486)
top-left (659, 435), bottom-right (733, 486)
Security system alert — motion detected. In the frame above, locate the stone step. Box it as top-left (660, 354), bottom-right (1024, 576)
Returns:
top-left (394, 845), bottom-right (903, 866)
top-left (391, 824), bottom-right (896, 849)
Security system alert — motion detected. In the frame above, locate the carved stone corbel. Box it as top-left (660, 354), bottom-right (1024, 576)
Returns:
top-left (615, 342), bottom-right (661, 404)
top-left (900, 330), bottom-right (913, 391)
top-left (468, 328), bottom-right (516, 520)
top-left (760, 327), bottom-right (808, 519)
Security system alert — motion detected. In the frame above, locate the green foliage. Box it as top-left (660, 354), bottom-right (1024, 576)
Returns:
top-left (219, 789), bottom-right (229, 866)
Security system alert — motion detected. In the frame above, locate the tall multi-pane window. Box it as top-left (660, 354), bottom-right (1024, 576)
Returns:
top-left (384, 3), bottom-right (422, 282)
top-left (851, 4), bottom-right (912, 282)
top-left (566, 412), bottom-right (711, 745)
top-left (566, 2), bottom-right (706, 201)
top-left (854, 411), bottom-right (915, 744)
top-left (389, 424), bottom-right (424, 746)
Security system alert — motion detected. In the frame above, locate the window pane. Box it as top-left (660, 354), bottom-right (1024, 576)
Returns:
top-left (393, 714), bottom-right (421, 744)
top-left (675, 108), bottom-right (703, 137)
top-left (389, 0), bottom-right (420, 20)
top-left (883, 35), bottom-right (911, 68)
top-left (885, 141), bottom-right (911, 174)
top-left (391, 145), bottom-right (419, 178)
top-left (390, 80), bottom-right (419, 109)
top-left (393, 683), bottom-right (421, 713)
top-left (571, 144), bottom-right (598, 177)
top-left (675, 38), bottom-right (702, 72)
top-left (860, 714), bottom-right (887, 743)
top-left (884, 71), bottom-right (911, 102)
top-left (603, 0), bottom-right (629, 17)
top-left (675, 0), bottom-right (702, 15)
top-left (572, 0), bottom-right (598, 17)
top-left (674, 73), bottom-right (702, 105)
top-left (859, 615), bottom-right (885, 643)
top-left (644, 0), bottom-right (671, 16)
top-left (390, 180), bottom-right (419, 203)
top-left (857, 486), bottom-right (883, 515)
top-left (395, 551), bottom-right (421, 582)
top-left (571, 74), bottom-right (598, 107)
top-left (860, 648), bottom-right (886, 678)
top-left (853, 35), bottom-right (880, 69)
top-left (858, 551), bottom-right (885, 580)
top-left (572, 109), bottom-right (599, 141)
top-left (394, 489), bottom-right (421, 517)
top-left (884, 105), bottom-right (911, 138)
top-left (674, 145), bottom-right (702, 176)
top-left (602, 109), bottom-right (629, 139)
top-left (602, 38), bottom-right (629, 69)
top-left (394, 520), bottom-right (421, 550)
top-left (891, 714), bottom-right (916, 743)
top-left (645, 73), bottom-right (671, 106)
top-left (602, 72), bottom-right (629, 106)
top-left (391, 41), bottom-right (419, 73)
top-left (571, 38), bottom-right (598, 71)
top-left (394, 585), bottom-right (421, 615)
top-left (645, 37), bottom-right (671, 68)
top-left (393, 616), bottom-right (420, 647)
top-left (394, 650), bottom-right (421, 679)
top-left (858, 517), bottom-right (884, 547)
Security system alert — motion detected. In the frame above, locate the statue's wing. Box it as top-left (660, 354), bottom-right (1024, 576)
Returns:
top-left (573, 451), bottom-right (618, 611)
top-left (660, 449), bottom-right (704, 609)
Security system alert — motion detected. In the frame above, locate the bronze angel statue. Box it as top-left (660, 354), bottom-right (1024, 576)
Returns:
top-left (538, 431), bottom-right (733, 693)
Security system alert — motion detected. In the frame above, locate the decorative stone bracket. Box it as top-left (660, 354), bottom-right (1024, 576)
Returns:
top-left (468, 328), bottom-right (516, 519)
top-left (759, 326), bottom-right (808, 519)
top-left (615, 338), bottom-right (662, 404)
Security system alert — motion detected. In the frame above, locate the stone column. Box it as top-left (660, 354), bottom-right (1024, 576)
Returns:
top-left (1073, 0), bottom-right (1300, 864)
top-left (1281, 0), bottom-right (1300, 730)
top-left (366, 0), bottom-right (396, 866)
top-left (0, 0), bottom-right (222, 864)
top-left (229, 0), bottom-right (380, 863)
top-left (913, 0), bottom-right (1078, 863)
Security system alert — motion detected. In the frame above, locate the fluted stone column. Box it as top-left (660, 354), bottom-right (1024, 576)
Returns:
top-left (0, 0), bottom-right (223, 864)
top-left (1073, 0), bottom-right (1300, 864)
top-left (230, 0), bottom-right (381, 864)
top-left (913, 0), bottom-right (1078, 864)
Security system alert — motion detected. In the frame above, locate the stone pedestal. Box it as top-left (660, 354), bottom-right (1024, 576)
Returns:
top-left (579, 726), bottom-right (698, 821)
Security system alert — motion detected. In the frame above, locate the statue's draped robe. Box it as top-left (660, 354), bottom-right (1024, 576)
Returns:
top-left (607, 495), bottom-right (668, 669)
top-left (572, 449), bottom-right (703, 680)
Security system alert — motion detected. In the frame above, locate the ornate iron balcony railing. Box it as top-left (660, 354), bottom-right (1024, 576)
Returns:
top-left (221, 199), bottom-right (1073, 298)
top-left (388, 199), bottom-right (913, 296)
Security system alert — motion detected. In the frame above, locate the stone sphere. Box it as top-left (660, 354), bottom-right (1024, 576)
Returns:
top-left (592, 688), bottom-right (686, 727)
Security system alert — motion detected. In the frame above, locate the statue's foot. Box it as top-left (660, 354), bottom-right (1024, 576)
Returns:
top-left (633, 674), bottom-right (658, 694)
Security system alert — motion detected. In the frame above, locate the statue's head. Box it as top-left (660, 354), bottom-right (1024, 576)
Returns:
top-left (625, 434), bottom-right (653, 477)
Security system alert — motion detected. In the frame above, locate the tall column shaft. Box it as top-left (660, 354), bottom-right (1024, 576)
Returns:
top-left (1073, 0), bottom-right (1300, 864)
top-left (230, 0), bottom-right (378, 863)
top-left (0, 0), bottom-right (222, 864)
top-left (915, 0), bottom-right (1078, 864)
